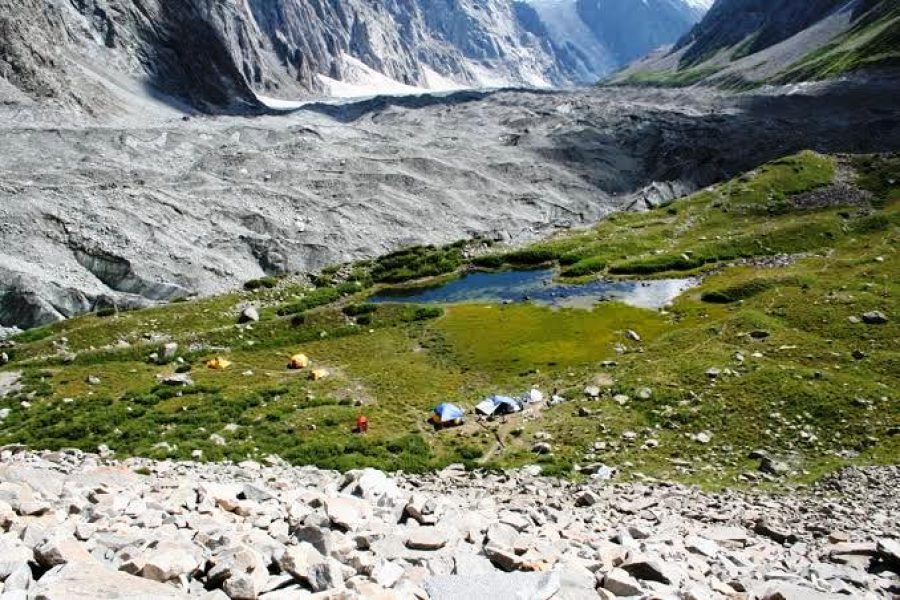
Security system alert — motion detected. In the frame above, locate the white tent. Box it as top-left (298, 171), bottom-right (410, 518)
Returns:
top-left (475, 398), bottom-right (497, 416)
top-left (524, 388), bottom-right (544, 404)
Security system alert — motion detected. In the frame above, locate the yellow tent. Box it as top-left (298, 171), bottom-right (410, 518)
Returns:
top-left (288, 354), bottom-right (310, 369)
top-left (206, 357), bottom-right (232, 370)
top-left (309, 368), bottom-right (329, 381)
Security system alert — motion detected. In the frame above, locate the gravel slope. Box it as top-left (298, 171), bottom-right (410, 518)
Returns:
top-left (0, 447), bottom-right (897, 598)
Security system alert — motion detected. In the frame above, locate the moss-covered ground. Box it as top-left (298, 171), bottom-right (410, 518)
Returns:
top-left (1, 151), bottom-right (897, 488)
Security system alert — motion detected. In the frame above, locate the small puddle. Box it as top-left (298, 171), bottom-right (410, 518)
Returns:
top-left (368, 269), bottom-right (698, 310)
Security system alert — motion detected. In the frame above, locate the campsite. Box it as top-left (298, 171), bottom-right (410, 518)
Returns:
top-left (1, 152), bottom-right (897, 486)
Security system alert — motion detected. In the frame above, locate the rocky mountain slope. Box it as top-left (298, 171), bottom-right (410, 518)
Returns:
top-left (0, 448), bottom-right (898, 599)
top-left (0, 0), bottom-right (709, 114)
top-left (610, 0), bottom-right (900, 87)
top-left (519, 0), bottom-right (709, 80)
top-left (2, 76), bottom-right (900, 330)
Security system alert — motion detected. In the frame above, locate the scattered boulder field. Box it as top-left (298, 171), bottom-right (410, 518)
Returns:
top-left (0, 448), bottom-right (898, 599)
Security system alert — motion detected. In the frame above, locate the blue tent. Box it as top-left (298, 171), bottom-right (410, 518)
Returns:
top-left (432, 403), bottom-right (465, 424)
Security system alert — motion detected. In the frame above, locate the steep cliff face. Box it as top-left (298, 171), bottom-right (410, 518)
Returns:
top-left (0, 0), bottom-right (568, 112)
top-left (515, 0), bottom-right (709, 81)
top-left (0, 0), bottom-right (710, 112)
top-left (578, 0), bottom-right (709, 65)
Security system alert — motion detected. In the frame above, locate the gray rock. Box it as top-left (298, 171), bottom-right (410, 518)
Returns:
top-left (29, 561), bottom-right (192, 599)
top-left (4, 563), bottom-right (33, 592)
top-left (140, 539), bottom-right (203, 582)
top-left (276, 542), bottom-right (339, 592)
top-left (325, 496), bottom-right (370, 532)
top-left (34, 535), bottom-right (93, 567)
top-left (876, 538), bottom-right (900, 567)
top-left (584, 386), bottom-right (601, 399)
top-left (160, 342), bottom-right (179, 362)
top-left (238, 306), bottom-right (260, 324)
top-left (574, 490), bottom-right (599, 507)
top-left (404, 494), bottom-right (432, 523)
top-left (406, 528), bottom-right (448, 551)
top-left (425, 571), bottom-right (560, 600)
top-left (621, 555), bottom-right (677, 584)
top-left (750, 581), bottom-right (846, 599)
top-left (600, 567), bottom-right (644, 597)
top-left (685, 535), bottom-right (719, 558)
top-left (483, 544), bottom-right (525, 572)
top-left (754, 519), bottom-right (798, 545)
top-left (531, 442), bottom-right (553, 455)
top-left (158, 373), bottom-right (195, 387)
top-left (861, 311), bottom-right (888, 324)
top-left (760, 455), bottom-right (790, 476)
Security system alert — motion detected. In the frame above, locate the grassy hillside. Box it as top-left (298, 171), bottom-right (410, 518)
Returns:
top-left (1, 151), bottom-right (897, 487)
top-left (610, 0), bottom-right (899, 89)
top-left (777, 3), bottom-right (900, 82)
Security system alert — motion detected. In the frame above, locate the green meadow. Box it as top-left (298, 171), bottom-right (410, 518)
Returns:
top-left (2, 151), bottom-right (897, 487)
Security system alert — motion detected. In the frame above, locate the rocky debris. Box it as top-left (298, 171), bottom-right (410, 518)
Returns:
top-left (0, 450), bottom-right (897, 599)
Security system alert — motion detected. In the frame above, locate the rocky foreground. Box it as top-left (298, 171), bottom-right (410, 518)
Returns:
top-left (0, 448), bottom-right (898, 600)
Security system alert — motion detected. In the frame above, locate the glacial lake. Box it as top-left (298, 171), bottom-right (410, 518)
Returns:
top-left (368, 269), bottom-right (698, 310)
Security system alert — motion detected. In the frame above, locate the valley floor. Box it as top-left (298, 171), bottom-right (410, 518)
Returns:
top-left (0, 151), bottom-right (897, 491)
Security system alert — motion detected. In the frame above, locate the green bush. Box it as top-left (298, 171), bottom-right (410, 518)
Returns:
top-left (370, 245), bottom-right (463, 283)
top-left (342, 304), bottom-right (378, 317)
top-left (610, 254), bottom-right (707, 275)
top-left (277, 287), bottom-right (342, 316)
top-left (471, 255), bottom-right (504, 268)
top-left (502, 248), bottom-right (559, 266)
top-left (701, 277), bottom-right (802, 304)
top-left (356, 314), bottom-right (373, 326)
top-left (244, 276), bottom-right (279, 291)
top-left (562, 256), bottom-right (607, 277)
top-left (407, 306), bottom-right (444, 321)
top-left (96, 307), bottom-right (117, 318)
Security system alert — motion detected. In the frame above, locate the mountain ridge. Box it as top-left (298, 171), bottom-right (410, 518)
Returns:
top-left (610, 0), bottom-right (899, 87)
top-left (0, 0), bottom-right (708, 113)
